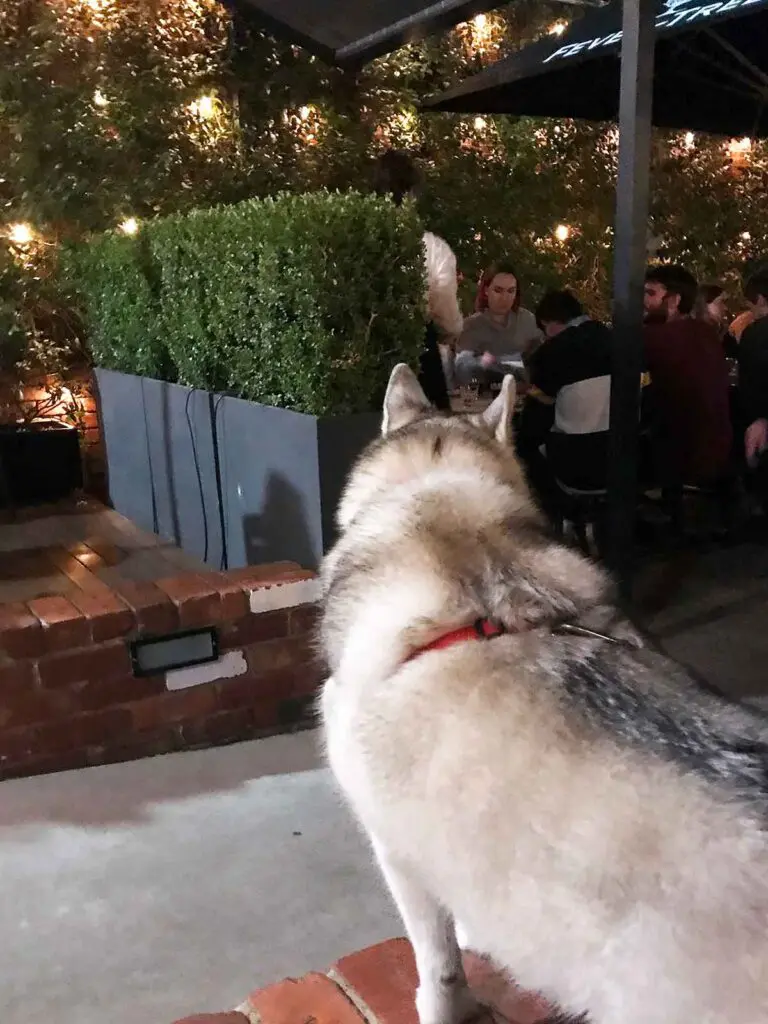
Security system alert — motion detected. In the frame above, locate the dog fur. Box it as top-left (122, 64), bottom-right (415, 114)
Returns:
top-left (319, 364), bottom-right (768, 1024)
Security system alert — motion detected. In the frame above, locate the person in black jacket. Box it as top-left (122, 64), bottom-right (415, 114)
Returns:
top-left (739, 272), bottom-right (768, 457)
top-left (738, 272), bottom-right (768, 516)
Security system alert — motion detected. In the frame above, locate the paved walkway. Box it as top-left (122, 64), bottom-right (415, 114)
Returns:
top-left (1, 732), bottom-right (400, 1024)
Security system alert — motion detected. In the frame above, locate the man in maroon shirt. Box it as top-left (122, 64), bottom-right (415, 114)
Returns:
top-left (643, 264), bottom-right (732, 488)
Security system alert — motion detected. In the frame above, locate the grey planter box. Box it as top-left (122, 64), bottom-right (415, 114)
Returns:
top-left (94, 368), bottom-right (379, 570)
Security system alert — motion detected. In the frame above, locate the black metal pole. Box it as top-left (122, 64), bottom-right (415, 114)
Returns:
top-left (607, 0), bottom-right (657, 600)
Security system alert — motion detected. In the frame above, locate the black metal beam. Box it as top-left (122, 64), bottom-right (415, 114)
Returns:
top-left (606, 0), bottom-right (656, 597)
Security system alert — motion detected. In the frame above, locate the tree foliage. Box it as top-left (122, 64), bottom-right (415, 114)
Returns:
top-left (1, 0), bottom-right (767, 373)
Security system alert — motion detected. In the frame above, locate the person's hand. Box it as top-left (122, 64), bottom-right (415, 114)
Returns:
top-left (745, 418), bottom-right (768, 465)
top-left (480, 351), bottom-right (497, 368)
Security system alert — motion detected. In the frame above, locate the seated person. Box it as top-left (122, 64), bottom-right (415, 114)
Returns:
top-left (455, 261), bottom-right (541, 387)
top-left (737, 270), bottom-right (768, 509)
top-left (517, 291), bottom-right (615, 516)
top-left (643, 264), bottom-right (732, 489)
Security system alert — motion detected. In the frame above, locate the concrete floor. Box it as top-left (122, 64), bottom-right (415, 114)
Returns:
top-left (0, 733), bottom-right (400, 1024)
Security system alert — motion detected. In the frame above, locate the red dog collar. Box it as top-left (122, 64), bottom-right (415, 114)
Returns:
top-left (405, 618), bottom-right (507, 663)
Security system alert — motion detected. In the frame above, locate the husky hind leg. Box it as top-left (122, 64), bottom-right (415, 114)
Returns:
top-left (372, 841), bottom-right (483, 1024)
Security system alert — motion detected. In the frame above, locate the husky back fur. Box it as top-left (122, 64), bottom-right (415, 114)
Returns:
top-left (319, 364), bottom-right (768, 1024)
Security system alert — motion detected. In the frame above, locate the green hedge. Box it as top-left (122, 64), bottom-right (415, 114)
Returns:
top-left (66, 191), bottom-right (427, 416)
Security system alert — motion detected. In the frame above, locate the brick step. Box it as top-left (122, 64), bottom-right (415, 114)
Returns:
top-left (172, 938), bottom-right (554, 1024)
top-left (0, 562), bottom-right (322, 779)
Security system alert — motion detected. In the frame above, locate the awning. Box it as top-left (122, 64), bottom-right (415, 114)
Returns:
top-left (228, 0), bottom-right (499, 67)
top-left (424, 0), bottom-right (768, 137)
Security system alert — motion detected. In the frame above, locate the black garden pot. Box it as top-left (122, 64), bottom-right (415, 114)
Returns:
top-left (0, 419), bottom-right (83, 507)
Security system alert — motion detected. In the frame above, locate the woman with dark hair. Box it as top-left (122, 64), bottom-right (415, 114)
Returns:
top-left (373, 150), bottom-right (462, 410)
top-left (455, 261), bottom-right (541, 387)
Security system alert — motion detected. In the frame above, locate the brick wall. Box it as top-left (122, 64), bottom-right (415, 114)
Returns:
top-left (0, 563), bottom-right (323, 780)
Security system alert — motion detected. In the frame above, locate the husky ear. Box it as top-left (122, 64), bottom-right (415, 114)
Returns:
top-left (382, 363), bottom-right (432, 436)
top-left (481, 374), bottom-right (516, 446)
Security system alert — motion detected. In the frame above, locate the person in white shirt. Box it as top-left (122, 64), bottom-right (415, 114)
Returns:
top-left (374, 150), bottom-right (462, 408)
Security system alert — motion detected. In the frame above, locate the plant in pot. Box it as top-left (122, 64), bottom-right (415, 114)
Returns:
top-left (67, 191), bottom-right (426, 568)
top-left (0, 245), bottom-right (86, 508)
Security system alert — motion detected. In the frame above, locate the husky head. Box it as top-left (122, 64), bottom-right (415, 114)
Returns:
top-left (337, 363), bottom-right (531, 533)
top-left (328, 362), bottom-right (611, 657)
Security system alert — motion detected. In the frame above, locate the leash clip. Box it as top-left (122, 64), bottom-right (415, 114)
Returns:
top-left (554, 622), bottom-right (624, 645)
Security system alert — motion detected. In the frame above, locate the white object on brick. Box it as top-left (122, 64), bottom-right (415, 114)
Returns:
top-left (247, 578), bottom-right (321, 614)
top-left (165, 649), bottom-right (247, 691)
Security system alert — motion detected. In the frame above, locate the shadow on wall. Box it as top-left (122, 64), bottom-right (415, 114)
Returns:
top-left (242, 472), bottom-right (318, 570)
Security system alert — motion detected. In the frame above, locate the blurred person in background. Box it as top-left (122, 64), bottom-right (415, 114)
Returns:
top-left (374, 149), bottom-right (462, 409)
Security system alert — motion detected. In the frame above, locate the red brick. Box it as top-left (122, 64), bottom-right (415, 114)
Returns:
top-left (289, 604), bottom-right (319, 636)
top-left (331, 938), bottom-right (419, 1024)
top-left (28, 595), bottom-right (91, 651)
top-left (155, 575), bottom-right (223, 628)
top-left (109, 579), bottom-right (179, 635)
top-left (0, 690), bottom-right (59, 730)
top-left (38, 641), bottom-right (132, 689)
top-left (0, 657), bottom-right (37, 696)
top-left (198, 572), bottom-right (250, 620)
top-left (74, 673), bottom-right (165, 712)
top-left (0, 601), bottom-right (43, 658)
top-left (131, 685), bottom-right (218, 731)
top-left (179, 708), bottom-right (256, 747)
top-left (245, 972), bottom-right (364, 1024)
top-left (251, 663), bottom-right (323, 703)
top-left (0, 726), bottom-right (40, 765)
top-left (330, 941), bottom-right (553, 1024)
top-left (87, 728), bottom-right (178, 767)
top-left (224, 561), bottom-right (305, 586)
top-left (244, 636), bottom-right (306, 676)
top-left (462, 953), bottom-right (553, 1024)
top-left (68, 590), bottom-right (135, 642)
top-left (1, 747), bottom-right (90, 780)
top-left (216, 674), bottom-right (269, 710)
top-left (218, 611), bottom-right (289, 650)
top-left (35, 707), bottom-right (134, 754)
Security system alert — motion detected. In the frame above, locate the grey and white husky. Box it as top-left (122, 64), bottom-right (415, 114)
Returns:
top-left (319, 364), bottom-right (768, 1024)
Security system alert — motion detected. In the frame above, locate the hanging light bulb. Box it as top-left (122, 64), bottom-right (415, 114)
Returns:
top-left (474, 116), bottom-right (487, 131)
top-left (549, 21), bottom-right (567, 35)
top-left (554, 224), bottom-right (571, 242)
top-left (684, 131), bottom-right (695, 148)
top-left (473, 13), bottom-right (487, 29)
top-left (93, 89), bottom-right (108, 108)
top-left (119, 217), bottom-right (139, 236)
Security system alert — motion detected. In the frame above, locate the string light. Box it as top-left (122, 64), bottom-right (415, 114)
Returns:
top-left (554, 224), bottom-right (571, 242)
top-left (285, 104), bottom-right (323, 145)
top-left (474, 116), bottom-right (487, 131)
top-left (188, 94), bottom-right (216, 120)
top-left (119, 217), bottom-right (139, 235)
top-left (549, 21), bottom-right (567, 35)
top-left (93, 89), bottom-right (108, 108)
top-left (741, 231), bottom-right (752, 241)
top-left (458, 11), bottom-right (503, 57)
top-left (727, 137), bottom-right (752, 168)
top-left (684, 131), bottom-right (695, 148)
top-left (8, 223), bottom-right (33, 245)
